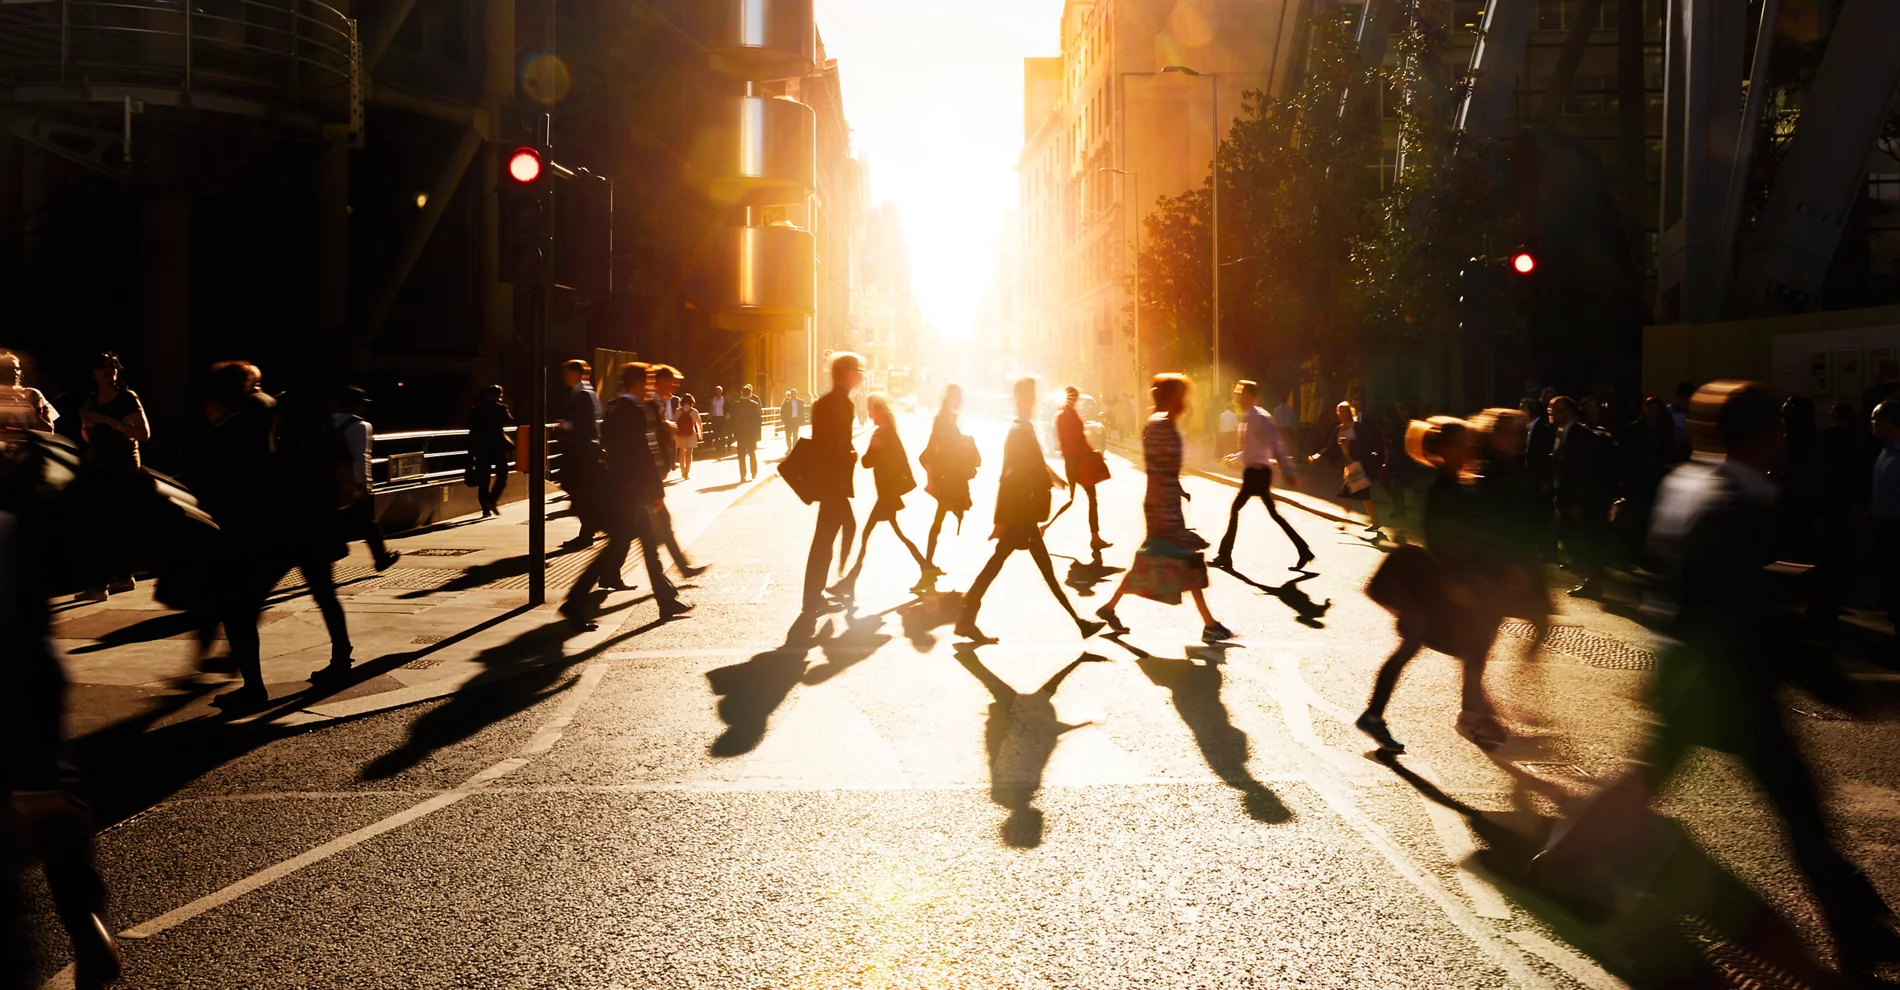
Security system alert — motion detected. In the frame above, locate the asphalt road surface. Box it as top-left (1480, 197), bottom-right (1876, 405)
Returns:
top-left (22, 411), bottom-right (1900, 989)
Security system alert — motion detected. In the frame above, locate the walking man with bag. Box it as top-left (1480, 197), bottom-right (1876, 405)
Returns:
top-left (1044, 385), bottom-right (1111, 553)
top-left (800, 355), bottom-right (862, 613)
top-left (1213, 379), bottom-right (1312, 572)
top-left (732, 384), bottom-right (763, 482)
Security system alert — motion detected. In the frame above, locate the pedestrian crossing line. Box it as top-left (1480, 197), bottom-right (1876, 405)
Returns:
top-left (98, 664), bottom-right (611, 954)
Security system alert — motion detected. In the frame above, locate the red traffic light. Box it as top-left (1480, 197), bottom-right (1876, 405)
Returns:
top-left (1510, 250), bottom-right (1536, 275)
top-left (507, 147), bottom-right (543, 184)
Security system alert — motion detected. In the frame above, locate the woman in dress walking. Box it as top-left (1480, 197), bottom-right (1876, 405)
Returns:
top-left (919, 383), bottom-right (977, 589)
top-left (1311, 400), bottom-right (1382, 535)
top-left (674, 393), bottom-right (702, 480)
top-left (831, 394), bottom-right (933, 599)
top-left (1094, 374), bottom-right (1233, 643)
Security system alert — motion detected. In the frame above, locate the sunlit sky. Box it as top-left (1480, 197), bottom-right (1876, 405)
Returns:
top-left (813, 0), bottom-right (1066, 344)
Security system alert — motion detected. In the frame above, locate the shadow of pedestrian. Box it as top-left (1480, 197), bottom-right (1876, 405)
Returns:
top-left (1222, 567), bottom-right (1331, 628)
top-left (891, 591), bottom-right (963, 651)
top-left (1371, 750), bottom-right (1845, 989)
top-left (1125, 648), bottom-right (1291, 824)
top-left (803, 610), bottom-right (892, 686)
top-left (956, 646), bottom-right (1109, 849)
top-left (1060, 553), bottom-right (1124, 598)
top-left (705, 613), bottom-right (824, 757)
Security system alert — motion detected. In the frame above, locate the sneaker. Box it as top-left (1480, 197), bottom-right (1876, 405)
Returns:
top-left (1355, 712), bottom-right (1405, 754)
top-left (953, 622), bottom-right (997, 644)
top-left (76, 586), bottom-right (109, 603)
top-left (106, 576), bottom-right (136, 594)
top-left (1095, 604), bottom-right (1129, 634)
top-left (1202, 622), bottom-right (1236, 643)
top-left (1077, 619), bottom-right (1107, 639)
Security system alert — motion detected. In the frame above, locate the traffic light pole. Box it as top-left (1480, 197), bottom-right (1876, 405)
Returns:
top-left (527, 282), bottom-right (548, 606)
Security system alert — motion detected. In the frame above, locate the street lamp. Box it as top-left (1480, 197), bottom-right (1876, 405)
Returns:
top-left (1099, 166), bottom-right (1140, 397)
top-left (1163, 63), bottom-right (1221, 407)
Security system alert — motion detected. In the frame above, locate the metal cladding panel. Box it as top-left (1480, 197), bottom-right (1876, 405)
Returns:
top-left (707, 0), bottom-right (816, 81)
top-left (699, 96), bottom-right (817, 206)
top-left (710, 225), bottom-right (816, 322)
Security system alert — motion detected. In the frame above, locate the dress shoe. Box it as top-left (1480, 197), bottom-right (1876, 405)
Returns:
top-left (1355, 712), bottom-right (1404, 754)
top-left (1209, 555), bottom-right (1236, 571)
top-left (1094, 604), bottom-right (1128, 634)
top-left (1292, 550), bottom-right (1316, 571)
top-left (210, 685), bottom-right (268, 712)
top-left (658, 598), bottom-right (695, 620)
top-left (374, 550), bottom-right (402, 572)
top-left (953, 622), bottom-right (997, 644)
top-left (1202, 621), bottom-right (1236, 643)
top-left (70, 911), bottom-right (121, 990)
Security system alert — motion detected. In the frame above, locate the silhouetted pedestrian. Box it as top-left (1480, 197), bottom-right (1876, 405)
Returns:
top-left (1549, 395), bottom-right (1610, 598)
top-left (1046, 385), bottom-right (1110, 552)
top-left (73, 352), bottom-right (150, 602)
top-left (675, 393), bottom-right (701, 480)
top-left (1310, 400), bottom-right (1381, 535)
top-left (556, 359), bottom-right (604, 552)
top-left (465, 385), bottom-right (513, 517)
top-left (642, 365), bottom-right (702, 576)
top-left (832, 394), bottom-right (932, 599)
top-left (732, 384), bottom-right (763, 482)
top-left (189, 361), bottom-right (283, 710)
top-left (335, 387), bottom-right (398, 572)
top-left (779, 389), bottom-right (806, 451)
top-left (954, 377), bottom-right (1105, 644)
top-left (1213, 379), bottom-right (1310, 572)
top-left (920, 383), bottom-right (978, 581)
top-left (801, 354), bottom-right (861, 613)
top-left (1872, 400), bottom-right (1900, 645)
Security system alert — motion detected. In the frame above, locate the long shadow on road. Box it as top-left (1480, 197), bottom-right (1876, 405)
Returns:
top-left (1221, 566), bottom-right (1331, 629)
top-left (957, 646), bottom-right (1109, 849)
top-left (705, 610), bottom-right (894, 758)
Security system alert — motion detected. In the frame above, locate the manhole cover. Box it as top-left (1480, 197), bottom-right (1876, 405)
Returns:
top-left (411, 634), bottom-right (448, 644)
top-left (1500, 621), bottom-right (1657, 671)
top-left (409, 548), bottom-right (479, 557)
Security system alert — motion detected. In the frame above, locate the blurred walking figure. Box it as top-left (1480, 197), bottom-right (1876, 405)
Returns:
top-left (0, 433), bottom-right (121, 990)
top-left (919, 383), bottom-right (978, 578)
top-left (1095, 375), bottom-right (1229, 643)
top-left (1213, 379), bottom-right (1311, 572)
top-left (0, 351), bottom-right (55, 431)
top-left (732, 384), bottom-right (763, 482)
top-left (780, 389), bottom-right (806, 451)
top-left (74, 352), bottom-right (151, 601)
top-left (556, 360), bottom-right (604, 551)
top-left (562, 362), bottom-right (687, 628)
top-left (954, 377), bottom-right (1105, 644)
top-left (1045, 385), bottom-right (1111, 552)
top-left (465, 385), bottom-right (513, 517)
top-left (1549, 395), bottom-right (1611, 598)
top-left (279, 390), bottom-right (358, 680)
top-left (831, 395), bottom-right (933, 600)
top-left (674, 393), bottom-right (702, 480)
top-left (642, 365), bottom-right (703, 576)
top-left (335, 387), bottom-right (399, 572)
top-left (1310, 400), bottom-right (1382, 535)
top-left (1358, 417), bottom-right (1511, 753)
top-left (189, 361), bottom-right (282, 710)
top-left (800, 354), bottom-right (862, 613)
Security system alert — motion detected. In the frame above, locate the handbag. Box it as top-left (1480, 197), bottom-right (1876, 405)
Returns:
top-left (1077, 449), bottom-right (1111, 488)
top-left (1343, 459), bottom-right (1371, 494)
top-left (463, 463), bottom-right (481, 488)
top-left (777, 438), bottom-right (822, 504)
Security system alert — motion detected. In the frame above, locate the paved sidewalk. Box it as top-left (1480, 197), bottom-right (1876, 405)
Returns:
top-left (55, 443), bottom-right (788, 744)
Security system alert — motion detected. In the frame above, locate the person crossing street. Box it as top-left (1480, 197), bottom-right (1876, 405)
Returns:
top-left (1212, 379), bottom-right (1312, 573)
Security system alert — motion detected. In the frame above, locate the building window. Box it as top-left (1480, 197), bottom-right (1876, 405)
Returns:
top-left (1871, 173), bottom-right (1900, 203)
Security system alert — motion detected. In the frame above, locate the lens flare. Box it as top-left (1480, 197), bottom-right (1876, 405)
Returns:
top-left (521, 54), bottom-right (572, 106)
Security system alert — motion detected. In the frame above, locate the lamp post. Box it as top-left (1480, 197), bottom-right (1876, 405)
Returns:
top-left (1163, 63), bottom-right (1220, 404)
top-left (1099, 166), bottom-right (1139, 397)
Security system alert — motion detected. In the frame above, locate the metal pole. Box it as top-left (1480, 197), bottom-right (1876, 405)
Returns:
top-left (1132, 170), bottom-right (1140, 395)
top-left (184, 0), bottom-right (193, 97)
top-left (528, 283), bottom-right (547, 605)
top-left (1209, 74), bottom-right (1220, 420)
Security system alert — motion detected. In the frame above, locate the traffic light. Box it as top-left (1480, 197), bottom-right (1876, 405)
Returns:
top-left (500, 145), bottom-right (552, 285)
top-left (1509, 248), bottom-right (1536, 275)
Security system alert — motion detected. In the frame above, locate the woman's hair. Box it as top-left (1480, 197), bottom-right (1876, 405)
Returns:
top-left (1151, 373), bottom-right (1190, 408)
top-left (681, 393), bottom-right (695, 406)
top-left (1336, 400), bottom-right (1356, 418)
top-left (938, 383), bottom-right (962, 414)
top-left (95, 351), bottom-right (123, 371)
top-left (867, 393), bottom-right (892, 422)
top-left (1405, 415), bottom-right (1469, 469)
top-left (483, 384), bottom-right (504, 399)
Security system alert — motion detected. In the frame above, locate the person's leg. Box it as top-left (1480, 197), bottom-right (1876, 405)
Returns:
top-left (299, 557), bottom-right (351, 664)
top-left (927, 504), bottom-right (949, 563)
top-left (1190, 587), bottom-right (1216, 625)
top-left (1084, 482), bottom-right (1101, 541)
top-left (803, 498), bottom-right (848, 608)
top-left (1217, 485), bottom-right (1249, 561)
top-left (488, 462), bottom-right (508, 511)
top-left (1027, 534), bottom-right (1085, 624)
top-left (1262, 469), bottom-right (1313, 561)
top-left (836, 503), bottom-right (857, 579)
top-left (565, 531), bottom-right (618, 606)
top-left (221, 565), bottom-right (270, 695)
top-left (839, 517), bottom-right (880, 587)
top-left (890, 519), bottom-right (928, 568)
top-left (655, 504), bottom-right (694, 571)
top-left (957, 543), bottom-right (1012, 630)
top-left (1363, 496), bottom-right (1378, 528)
top-left (1363, 638), bottom-right (1420, 721)
top-left (1045, 486), bottom-right (1076, 530)
top-left (746, 444), bottom-right (759, 478)
top-left (632, 514), bottom-right (678, 607)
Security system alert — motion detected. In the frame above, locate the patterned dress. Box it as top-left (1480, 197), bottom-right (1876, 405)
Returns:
top-left (1141, 413), bottom-right (1192, 545)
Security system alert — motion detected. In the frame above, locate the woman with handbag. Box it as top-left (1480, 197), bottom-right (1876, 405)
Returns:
top-left (1044, 385), bottom-right (1112, 552)
top-left (1094, 375), bottom-right (1233, 643)
top-left (1310, 400), bottom-right (1382, 535)
top-left (674, 393), bottom-right (702, 480)
top-left (830, 394), bottom-right (935, 599)
top-left (920, 383), bottom-right (978, 576)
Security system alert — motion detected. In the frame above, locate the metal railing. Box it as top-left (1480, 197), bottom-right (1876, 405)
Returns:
top-left (0, 0), bottom-right (360, 132)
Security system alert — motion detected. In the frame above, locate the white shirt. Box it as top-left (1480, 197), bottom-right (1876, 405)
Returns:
top-left (1218, 408), bottom-right (1239, 435)
top-left (1238, 405), bottom-right (1292, 471)
top-left (338, 414), bottom-right (373, 484)
top-left (710, 396), bottom-right (726, 416)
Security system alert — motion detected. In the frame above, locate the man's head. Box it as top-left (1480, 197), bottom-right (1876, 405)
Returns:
top-left (1233, 379), bottom-right (1259, 410)
top-left (0, 351), bottom-right (20, 388)
top-left (1874, 400), bottom-right (1900, 444)
top-left (617, 362), bottom-right (649, 394)
top-left (829, 352), bottom-right (863, 392)
top-left (785, 389), bottom-right (797, 401)
top-left (484, 384), bottom-right (504, 401)
top-left (1013, 376), bottom-right (1038, 418)
top-left (562, 359), bottom-right (591, 389)
top-left (1688, 380), bottom-right (1779, 467)
top-left (714, 385), bottom-right (725, 397)
top-left (1538, 386), bottom-right (1557, 405)
top-left (1548, 396), bottom-right (1578, 427)
top-left (1579, 396), bottom-right (1603, 427)
top-left (741, 384), bottom-right (753, 398)
top-left (1064, 385), bottom-right (1079, 406)
top-left (341, 386), bottom-right (369, 416)
top-left (1153, 374), bottom-right (1191, 415)
top-left (205, 360), bottom-right (262, 417)
top-left (649, 364), bottom-right (681, 399)
top-left (93, 351), bottom-right (123, 389)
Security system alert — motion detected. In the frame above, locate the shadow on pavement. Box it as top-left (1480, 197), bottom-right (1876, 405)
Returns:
top-left (705, 613), bottom-right (823, 758)
top-left (891, 592), bottom-right (962, 652)
top-left (1059, 553), bottom-right (1123, 599)
top-left (1372, 751), bottom-right (1850, 989)
top-left (1222, 567), bottom-right (1331, 629)
top-left (956, 646), bottom-right (1109, 849)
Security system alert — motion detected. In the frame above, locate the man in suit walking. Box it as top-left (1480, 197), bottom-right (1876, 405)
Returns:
top-left (733, 384), bottom-right (763, 482)
top-left (780, 389), bottom-right (806, 451)
top-left (801, 356), bottom-right (861, 613)
top-left (1549, 394), bottom-right (1609, 598)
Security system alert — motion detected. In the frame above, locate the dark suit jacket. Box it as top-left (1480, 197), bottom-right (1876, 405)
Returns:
top-left (1551, 421), bottom-right (1608, 502)
top-left (601, 396), bottom-right (663, 506)
top-left (994, 419), bottom-right (1054, 529)
top-left (1526, 416), bottom-right (1555, 485)
top-left (807, 389), bottom-right (857, 500)
top-left (732, 396), bottom-right (763, 442)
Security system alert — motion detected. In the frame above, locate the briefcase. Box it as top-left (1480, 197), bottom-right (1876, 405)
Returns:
top-left (777, 439), bottom-right (822, 504)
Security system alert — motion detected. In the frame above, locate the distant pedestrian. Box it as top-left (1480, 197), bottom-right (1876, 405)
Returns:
top-left (1045, 385), bottom-right (1111, 552)
top-left (675, 393), bottom-right (701, 480)
top-left (1379, 403), bottom-right (1416, 519)
top-left (707, 385), bottom-right (728, 451)
top-left (1217, 402), bottom-right (1239, 467)
top-left (1872, 400), bottom-right (1900, 643)
top-left (465, 385), bottom-right (513, 517)
top-left (831, 395), bottom-right (933, 599)
top-left (280, 389), bottom-right (358, 680)
top-left (335, 387), bottom-right (399, 572)
top-left (73, 352), bottom-right (151, 601)
top-left (1271, 391), bottom-right (1300, 457)
top-left (1549, 395), bottom-right (1611, 598)
top-left (556, 359), bottom-right (604, 551)
top-left (189, 360), bottom-right (284, 710)
top-left (643, 366), bottom-right (702, 576)
top-left (953, 377), bottom-right (1106, 644)
top-left (732, 384), bottom-right (763, 482)
top-left (563, 362), bottom-right (688, 628)
top-left (920, 383), bottom-right (978, 579)
top-left (1212, 379), bottom-right (1311, 572)
top-left (797, 355), bottom-right (862, 612)
top-left (0, 350), bottom-right (55, 431)
top-left (780, 389), bottom-right (806, 450)
top-left (1864, 360), bottom-right (1899, 433)
top-left (1309, 400), bottom-right (1382, 535)
top-left (1095, 374), bottom-right (1228, 643)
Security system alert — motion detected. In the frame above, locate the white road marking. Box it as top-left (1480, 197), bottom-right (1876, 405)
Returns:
top-left (100, 664), bottom-right (609, 953)
top-left (1405, 758), bottom-right (1516, 920)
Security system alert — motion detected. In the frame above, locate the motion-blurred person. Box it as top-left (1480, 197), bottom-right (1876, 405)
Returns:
top-left (1618, 397), bottom-right (1678, 560)
top-left (920, 383), bottom-right (978, 579)
top-left (801, 355), bottom-right (862, 613)
top-left (1526, 387), bottom-right (1558, 496)
top-left (555, 360), bottom-right (604, 552)
top-left (779, 389), bottom-right (805, 451)
top-left (188, 361), bottom-right (282, 710)
top-left (0, 430), bottom-right (120, 990)
top-left (1271, 391), bottom-right (1300, 456)
top-left (1094, 375), bottom-right (1228, 643)
top-left (830, 395), bottom-right (933, 600)
top-left (1213, 379), bottom-right (1310, 572)
top-left (0, 351), bottom-right (55, 432)
top-left (1549, 395), bottom-right (1610, 598)
top-left (73, 352), bottom-right (150, 601)
top-left (1872, 401), bottom-right (1900, 645)
top-left (954, 377), bottom-right (1105, 644)
top-left (674, 393), bottom-right (701, 480)
top-left (1309, 400), bottom-right (1382, 535)
top-left (1379, 403), bottom-right (1416, 519)
top-left (732, 384), bottom-right (763, 482)
top-left (1358, 417), bottom-right (1510, 753)
top-left (563, 363), bottom-right (688, 628)
top-left (1045, 385), bottom-right (1111, 552)
top-left (641, 366), bottom-right (702, 576)
top-left (465, 385), bottom-right (513, 518)
top-left (279, 390), bottom-right (358, 679)
top-left (335, 387), bottom-right (398, 572)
